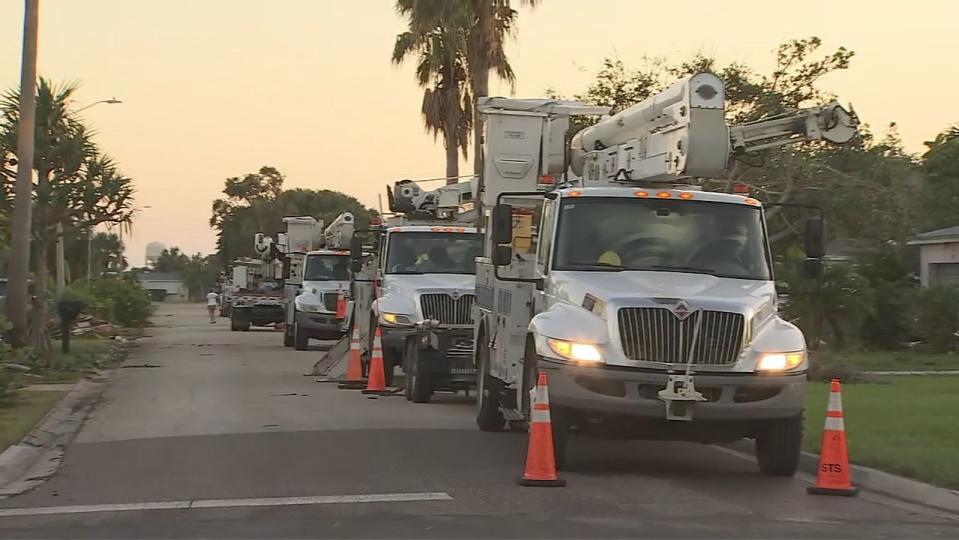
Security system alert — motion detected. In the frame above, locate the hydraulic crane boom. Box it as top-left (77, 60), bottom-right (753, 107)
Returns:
top-left (729, 101), bottom-right (858, 153)
top-left (568, 72), bottom-right (860, 185)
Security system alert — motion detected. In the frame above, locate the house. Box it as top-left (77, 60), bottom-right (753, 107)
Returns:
top-left (138, 272), bottom-right (187, 301)
top-left (907, 226), bottom-right (959, 287)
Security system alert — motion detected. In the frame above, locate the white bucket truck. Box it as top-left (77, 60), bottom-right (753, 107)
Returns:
top-left (280, 213), bottom-right (356, 350)
top-left (472, 72), bottom-right (858, 474)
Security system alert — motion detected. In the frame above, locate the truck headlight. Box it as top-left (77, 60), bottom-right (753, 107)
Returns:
top-left (757, 351), bottom-right (805, 371)
top-left (382, 312), bottom-right (413, 326)
top-left (547, 338), bottom-right (603, 363)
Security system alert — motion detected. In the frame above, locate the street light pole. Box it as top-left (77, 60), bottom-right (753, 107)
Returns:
top-left (5, 0), bottom-right (40, 346)
top-left (55, 97), bottom-right (122, 287)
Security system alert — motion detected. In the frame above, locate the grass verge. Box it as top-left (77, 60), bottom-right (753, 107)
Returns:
top-left (0, 390), bottom-right (68, 450)
top-left (815, 350), bottom-right (959, 372)
top-left (804, 377), bottom-right (959, 489)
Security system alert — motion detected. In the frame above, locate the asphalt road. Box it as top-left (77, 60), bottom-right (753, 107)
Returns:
top-left (0, 303), bottom-right (956, 539)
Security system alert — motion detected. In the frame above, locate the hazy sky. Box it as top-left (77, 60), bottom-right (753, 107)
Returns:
top-left (1, 0), bottom-right (956, 264)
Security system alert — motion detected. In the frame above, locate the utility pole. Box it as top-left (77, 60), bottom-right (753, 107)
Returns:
top-left (5, 0), bottom-right (40, 346)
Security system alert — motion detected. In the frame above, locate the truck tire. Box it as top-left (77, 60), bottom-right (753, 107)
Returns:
top-left (755, 415), bottom-right (803, 477)
top-left (283, 327), bottom-right (294, 347)
top-left (475, 333), bottom-right (505, 431)
top-left (551, 406), bottom-right (571, 470)
top-left (294, 320), bottom-right (309, 351)
top-left (403, 337), bottom-right (416, 401)
top-left (408, 346), bottom-right (432, 403)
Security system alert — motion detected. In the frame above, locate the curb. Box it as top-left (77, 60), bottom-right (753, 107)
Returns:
top-left (0, 372), bottom-right (114, 498)
top-left (727, 440), bottom-right (959, 514)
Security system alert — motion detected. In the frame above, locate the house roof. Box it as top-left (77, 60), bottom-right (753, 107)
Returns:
top-left (907, 226), bottom-right (959, 246)
top-left (139, 272), bottom-right (182, 282)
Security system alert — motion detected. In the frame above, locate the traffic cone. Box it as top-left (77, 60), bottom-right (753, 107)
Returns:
top-left (361, 327), bottom-right (388, 395)
top-left (335, 290), bottom-right (346, 320)
top-left (517, 372), bottom-right (566, 487)
top-left (807, 378), bottom-right (859, 496)
top-left (337, 327), bottom-right (366, 390)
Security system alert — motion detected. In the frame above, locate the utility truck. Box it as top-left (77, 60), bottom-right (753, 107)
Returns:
top-left (229, 253), bottom-right (284, 332)
top-left (472, 72), bottom-right (859, 475)
top-left (348, 179), bottom-right (482, 401)
top-left (285, 213), bottom-right (355, 350)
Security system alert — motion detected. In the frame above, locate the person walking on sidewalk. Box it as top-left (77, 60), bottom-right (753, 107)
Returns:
top-left (206, 289), bottom-right (219, 324)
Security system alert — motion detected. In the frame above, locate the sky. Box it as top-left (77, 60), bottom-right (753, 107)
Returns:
top-left (1, 0), bottom-right (956, 265)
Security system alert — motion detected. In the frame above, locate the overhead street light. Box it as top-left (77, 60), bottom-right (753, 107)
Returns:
top-left (75, 97), bottom-right (123, 113)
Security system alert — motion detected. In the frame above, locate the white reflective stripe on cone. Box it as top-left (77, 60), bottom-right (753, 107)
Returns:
top-left (824, 416), bottom-right (845, 431)
top-left (535, 385), bottom-right (549, 406)
top-left (827, 391), bottom-right (843, 412)
top-left (531, 409), bottom-right (552, 423)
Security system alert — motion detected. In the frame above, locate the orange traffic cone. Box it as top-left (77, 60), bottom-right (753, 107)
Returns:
top-left (518, 372), bottom-right (566, 487)
top-left (807, 379), bottom-right (859, 496)
top-left (337, 327), bottom-right (366, 390)
top-left (335, 289), bottom-right (346, 320)
top-left (361, 327), bottom-right (388, 395)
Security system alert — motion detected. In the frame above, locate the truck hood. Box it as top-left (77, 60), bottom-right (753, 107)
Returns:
top-left (382, 274), bottom-right (476, 296)
top-left (550, 270), bottom-right (775, 316)
top-left (302, 280), bottom-right (350, 293)
top-left (378, 274), bottom-right (476, 320)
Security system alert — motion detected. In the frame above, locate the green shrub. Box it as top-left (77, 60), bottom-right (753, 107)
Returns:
top-left (913, 286), bottom-right (959, 352)
top-left (63, 278), bottom-right (152, 328)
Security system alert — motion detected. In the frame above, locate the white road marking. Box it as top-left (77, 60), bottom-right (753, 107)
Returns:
top-left (0, 492), bottom-right (452, 518)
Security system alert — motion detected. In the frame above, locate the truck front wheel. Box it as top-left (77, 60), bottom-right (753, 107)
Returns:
top-left (475, 333), bottom-right (505, 431)
top-left (294, 320), bottom-right (309, 351)
top-left (408, 344), bottom-right (432, 403)
top-left (755, 415), bottom-right (803, 477)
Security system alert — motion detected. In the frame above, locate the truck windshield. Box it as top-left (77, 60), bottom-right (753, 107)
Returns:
top-left (304, 255), bottom-right (350, 281)
top-left (553, 197), bottom-right (771, 281)
top-left (386, 232), bottom-right (481, 275)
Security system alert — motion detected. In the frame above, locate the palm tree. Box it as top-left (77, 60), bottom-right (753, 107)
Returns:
top-left (393, 20), bottom-right (472, 183)
top-left (0, 79), bottom-right (135, 361)
top-left (394, 1), bottom-right (537, 183)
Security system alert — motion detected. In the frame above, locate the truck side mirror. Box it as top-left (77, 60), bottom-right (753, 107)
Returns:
top-left (492, 204), bottom-right (513, 245)
top-left (349, 236), bottom-right (363, 273)
top-left (804, 216), bottom-right (825, 259)
top-left (492, 245), bottom-right (513, 267)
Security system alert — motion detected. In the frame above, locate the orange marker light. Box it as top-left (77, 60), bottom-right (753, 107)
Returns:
top-left (678, 192), bottom-right (694, 200)
top-left (744, 198), bottom-right (760, 206)
top-left (431, 226), bottom-right (441, 232)
top-left (568, 191), bottom-right (582, 198)
top-left (538, 175), bottom-right (556, 185)
top-left (634, 190), bottom-right (649, 198)
top-left (657, 191), bottom-right (672, 198)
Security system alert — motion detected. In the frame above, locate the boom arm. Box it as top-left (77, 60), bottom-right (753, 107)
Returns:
top-left (729, 102), bottom-right (859, 154)
top-left (568, 72), bottom-right (860, 185)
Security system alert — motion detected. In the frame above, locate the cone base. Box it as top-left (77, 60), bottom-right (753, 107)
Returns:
top-left (337, 380), bottom-right (367, 390)
top-left (807, 485), bottom-right (860, 497)
top-left (360, 388), bottom-right (389, 395)
top-left (517, 476), bottom-right (566, 487)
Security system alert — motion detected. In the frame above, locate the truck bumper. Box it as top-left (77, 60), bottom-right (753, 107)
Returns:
top-left (540, 357), bottom-right (804, 425)
top-left (416, 328), bottom-right (476, 383)
top-left (295, 311), bottom-right (343, 338)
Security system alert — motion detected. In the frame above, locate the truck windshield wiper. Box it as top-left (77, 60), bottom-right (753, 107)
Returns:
top-left (561, 261), bottom-right (625, 272)
top-left (647, 265), bottom-right (717, 275)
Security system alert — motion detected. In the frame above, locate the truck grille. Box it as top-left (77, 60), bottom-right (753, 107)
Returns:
top-left (322, 292), bottom-right (339, 312)
top-left (420, 294), bottom-right (475, 326)
top-left (618, 308), bottom-right (745, 365)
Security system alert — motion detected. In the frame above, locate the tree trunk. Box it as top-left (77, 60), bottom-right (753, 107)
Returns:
top-left (30, 167), bottom-right (53, 365)
top-left (472, 69), bottom-right (489, 179)
top-left (445, 128), bottom-right (459, 183)
top-left (29, 231), bottom-right (52, 366)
